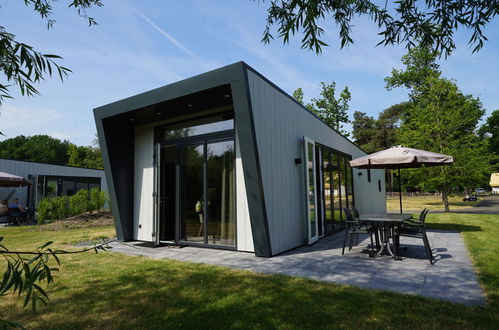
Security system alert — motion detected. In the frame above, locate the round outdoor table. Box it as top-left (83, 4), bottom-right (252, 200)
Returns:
top-left (358, 214), bottom-right (412, 259)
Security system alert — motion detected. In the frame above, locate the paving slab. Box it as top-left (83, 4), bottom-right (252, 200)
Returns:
top-left (105, 229), bottom-right (485, 306)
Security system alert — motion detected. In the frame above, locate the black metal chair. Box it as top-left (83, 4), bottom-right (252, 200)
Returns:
top-left (342, 208), bottom-right (376, 257)
top-left (394, 208), bottom-right (434, 264)
top-left (351, 206), bottom-right (380, 248)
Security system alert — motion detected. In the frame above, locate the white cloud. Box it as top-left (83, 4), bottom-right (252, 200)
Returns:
top-left (0, 104), bottom-right (60, 133)
top-left (130, 5), bottom-right (212, 70)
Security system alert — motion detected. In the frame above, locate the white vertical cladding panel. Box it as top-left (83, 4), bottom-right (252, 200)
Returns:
top-left (235, 134), bottom-right (254, 252)
top-left (247, 70), bottom-right (386, 255)
top-left (352, 168), bottom-right (386, 214)
top-left (134, 124), bottom-right (154, 241)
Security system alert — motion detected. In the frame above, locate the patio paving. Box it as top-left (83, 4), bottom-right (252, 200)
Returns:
top-left (105, 229), bottom-right (485, 306)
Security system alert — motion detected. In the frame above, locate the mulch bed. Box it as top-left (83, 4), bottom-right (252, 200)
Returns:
top-left (34, 210), bottom-right (114, 231)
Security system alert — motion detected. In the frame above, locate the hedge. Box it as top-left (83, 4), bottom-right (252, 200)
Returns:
top-left (37, 188), bottom-right (108, 224)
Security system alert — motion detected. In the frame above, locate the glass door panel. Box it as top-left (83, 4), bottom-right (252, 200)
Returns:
top-left (347, 158), bottom-right (355, 208)
top-left (315, 145), bottom-right (324, 237)
top-left (207, 140), bottom-right (236, 246)
top-left (322, 151), bottom-right (335, 235)
top-left (339, 156), bottom-right (348, 220)
top-left (159, 145), bottom-right (176, 242)
top-left (332, 153), bottom-right (343, 227)
top-left (304, 137), bottom-right (318, 244)
top-left (179, 143), bottom-right (205, 243)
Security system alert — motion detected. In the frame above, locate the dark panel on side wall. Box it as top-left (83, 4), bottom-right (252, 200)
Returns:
top-left (231, 71), bottom-right (272, 257)
top-left (103, 118), bottom-right (135, 241)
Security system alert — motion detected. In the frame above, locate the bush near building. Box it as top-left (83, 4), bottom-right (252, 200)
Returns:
top-left (37, 188), bottom-right (108, 224)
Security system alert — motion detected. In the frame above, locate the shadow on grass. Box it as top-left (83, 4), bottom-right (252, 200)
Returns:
top-left (7, 257), bottom-right (497, 329)
top-left (426, 223), bottom-right (482, 232)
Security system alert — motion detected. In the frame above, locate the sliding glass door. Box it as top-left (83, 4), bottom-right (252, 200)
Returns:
top-left (158, 137), bottom-right (236, 248)
top-left (315, 146), bottom-right (355, 236)
top-left (179, 143), bottom-right (205, 243)
top-left (206, 140), bottom-right (235, 246)
top-left (155, 113), bottom-right (236, 248)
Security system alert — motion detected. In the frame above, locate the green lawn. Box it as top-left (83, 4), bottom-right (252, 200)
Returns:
top-left (1, 213), bottom-right (498, 329)
top-left (386, 195), bottom-right (480, 212)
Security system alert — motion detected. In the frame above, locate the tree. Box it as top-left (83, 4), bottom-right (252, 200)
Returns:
top-left (0, 134), bottom-right (103, 169)
top-left (351, 111), bottom-right (376, 153)
top-left (385, 46), bottom-right (441, 94)
top-left (385, 46), bottom-right (493, 211)
top-left (479, 110), bottom-right (499, 153)
top-left (292, 87), bottom-right (304, 105)
top-left (374, 102), bottom-right (407, 150)
top-left (396, 75), bottom-right (490, 212)
top-left (67, 144), bottom-right (103, 169)
top-left (351, 102), bottom-right (407, 153)
top-left (293, 82), bottom-right (353, 136)
top-left (0, 134), bottom-right (71, 165)
top-left (0, 0), bottom-right (103, 104)
top-left (260, 0), bottom-right (498, 57)
top-left (478, 109), bottom-right (499, 171)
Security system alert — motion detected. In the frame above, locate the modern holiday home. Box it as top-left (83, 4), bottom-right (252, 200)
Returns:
top-left (94, 62), bottom-right (385, 257)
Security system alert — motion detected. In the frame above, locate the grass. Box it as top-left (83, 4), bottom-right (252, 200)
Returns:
top-left (0, 213), bottom-right (498, 329)
top-left (386, 195), bottom-right (480, 212)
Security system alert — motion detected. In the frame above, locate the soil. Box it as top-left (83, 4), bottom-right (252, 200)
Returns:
top-left (35, 210), bottom-right (114, 231)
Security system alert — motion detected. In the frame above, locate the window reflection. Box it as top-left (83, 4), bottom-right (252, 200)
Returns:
top-left (158, 114), bottom-right (234, 141)
top-left (318, 148), bottom-right (354, 234)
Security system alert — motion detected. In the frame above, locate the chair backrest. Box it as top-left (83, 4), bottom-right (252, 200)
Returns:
top-left (351, 207), bottom-right (360, 219)
top-left (420, 208), bottom-right (430, 226)
top-left (343, 208), bottom-right (358, 226)
top-left (343, 208), bottom-right (352, 219)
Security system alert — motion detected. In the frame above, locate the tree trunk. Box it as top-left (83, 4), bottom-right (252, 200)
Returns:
top-left (442, 191), bottom-right (450, 212)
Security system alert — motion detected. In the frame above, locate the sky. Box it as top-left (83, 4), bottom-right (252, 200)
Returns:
top-left (1, 0), bottom-right (498, 146)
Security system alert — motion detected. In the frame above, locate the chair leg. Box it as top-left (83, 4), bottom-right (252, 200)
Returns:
top-left (393, 231), bottom-right (400, 256)
top-left (342, 231), bottom-right (349, 255)
top-left (422, 231), bottom-right (434, 264)
top-left (374, 230), bottom-right (380, 250)
top-left (368, 231), bottom-right (375, 257)
top-left (349, 232), bottom-right (355, 250)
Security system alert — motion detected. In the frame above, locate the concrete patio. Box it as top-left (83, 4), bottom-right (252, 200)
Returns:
top-left (105, 229), bottom-right (485, 306)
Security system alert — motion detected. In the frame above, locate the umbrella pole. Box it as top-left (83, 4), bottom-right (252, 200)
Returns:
top-left (398, 168), bottom-right (403, 214)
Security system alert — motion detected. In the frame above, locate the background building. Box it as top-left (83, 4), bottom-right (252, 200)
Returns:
top-left (0, 158), bottom-right (108, 211)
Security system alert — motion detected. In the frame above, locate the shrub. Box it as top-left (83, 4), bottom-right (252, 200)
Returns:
top-left (36, 196), bottom-right (68, 224)
top-left (68, 189), bottom-right (88, 216)
top-left (36, 188), bottom-right (109, 224)
top-left (37, 199), bottom-right (51, 225)
top-left (89, 188), bottom-right (106, 212)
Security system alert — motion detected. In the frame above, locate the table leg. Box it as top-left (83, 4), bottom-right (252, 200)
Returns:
top-left (376, 227), bottom-right (388, 256)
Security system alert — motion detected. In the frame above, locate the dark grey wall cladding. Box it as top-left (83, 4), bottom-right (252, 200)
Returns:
top-left (102, 119), bottom-right (135, 240)
top-left (94, 61), bottom-right (274, 256)
top-left (231, 76), bottom-right (272, 258)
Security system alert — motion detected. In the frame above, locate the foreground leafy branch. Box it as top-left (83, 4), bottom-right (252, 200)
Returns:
top-left (0, 237), bottom-right (112, 328)
top-left (260, 0), bottom-right (499, 57)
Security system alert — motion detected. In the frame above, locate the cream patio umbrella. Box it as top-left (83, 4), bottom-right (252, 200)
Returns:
top-left (0, 172), bottom-right (32, 187)
top-left (349, 146), bottom-right (454, 213)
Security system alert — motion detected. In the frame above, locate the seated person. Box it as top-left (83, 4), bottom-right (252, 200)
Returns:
top-left (8, 198), bottom-right (26, 217)
top-left (8, 198), bottom-right (27, 225)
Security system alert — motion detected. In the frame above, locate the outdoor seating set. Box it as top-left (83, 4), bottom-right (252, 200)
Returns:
top-left (342, 207), bottom-right (434, 264)
top-left (0, 207), bottom-right (30, 226)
